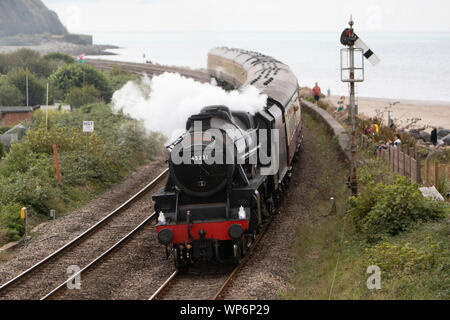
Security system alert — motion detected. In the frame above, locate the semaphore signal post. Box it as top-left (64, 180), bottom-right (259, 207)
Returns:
top-left (340, 17), bottom-right (380, 197)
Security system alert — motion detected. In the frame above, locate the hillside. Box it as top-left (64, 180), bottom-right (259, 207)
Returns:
top-left (0, 0), bottom-right (67, 37)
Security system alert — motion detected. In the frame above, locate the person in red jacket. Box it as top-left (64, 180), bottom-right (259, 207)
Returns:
top-left (312, 83), bottom-right (321, 105)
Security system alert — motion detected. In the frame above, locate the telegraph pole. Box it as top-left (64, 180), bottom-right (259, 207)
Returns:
top-left (26, 69), bottom-right (29, 107)
top-left (46, 83), bottom-right (49, 130)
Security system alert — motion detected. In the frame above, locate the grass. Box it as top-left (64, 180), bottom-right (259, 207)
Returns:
top-left (281, 112), bottom-right (449, 300)
top-left (0, 250), bottom-right (11, 262)
top-left (304, 96), bottom-right (329, 111)
top-left (280, 112), bottom-right (351, 299)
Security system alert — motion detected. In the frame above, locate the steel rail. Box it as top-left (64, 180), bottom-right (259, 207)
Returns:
top-left (85, 59), bottom-right (210, 82)
top-left (42, 212), bottom-right (156, 300)
top-left (148, 270), bottom-right (179, 300)
top-left (213, 217), bottom-right (274, 300)
top-left (0, 168), bottom-right (168, 293)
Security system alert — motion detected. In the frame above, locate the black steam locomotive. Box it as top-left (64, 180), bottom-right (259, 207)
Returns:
top-left (154, 48), bottom-right (303, 267)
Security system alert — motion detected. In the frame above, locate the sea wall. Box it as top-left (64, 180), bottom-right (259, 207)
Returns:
top-left (301, 99), bottom-right (351, 163)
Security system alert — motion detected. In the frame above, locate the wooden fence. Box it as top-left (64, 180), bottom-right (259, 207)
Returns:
top-left (376, 145), bottom-right (422, 184)
top-left (360, 135), bottom-right (450, 189)
top-left (424, 158), bottom-right (450, 188)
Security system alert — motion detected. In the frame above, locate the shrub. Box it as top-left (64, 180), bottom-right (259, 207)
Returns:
top-left (0, 49), bottom-right (58, 78)
top-left (42, 52), bottom-right (75, 65)
top-left (0, 102), bottom-right (164, 239)
top-left (50, 63), bottom-right (112, 102)
top-left (0, 125), bottom-right (12, 134)
top-left (0, 154), bottom-right (61, 213)
top-left (357, 157), bottom-right (395, 186)
top-left (367, 239), bottom-right (447, 278)
top-left (6, 68), bottom-right (45, 106)
top-left (349, 176), bottom-right (448, 240)
top-left (0, 143), bottom-right (5, 160)
top-left (64, 85), bottom-right (101, 108)
top-left (0, 202), bottom-right (25, 241)
top-left (106, 66), bottom-right (138, 92)
top-left (0, 77), bottom-right (24, 106)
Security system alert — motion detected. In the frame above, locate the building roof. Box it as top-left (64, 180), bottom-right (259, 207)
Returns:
top-left (0, 106), bottom-right (37, 113)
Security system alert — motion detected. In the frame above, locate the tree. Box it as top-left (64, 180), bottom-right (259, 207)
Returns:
top-left (64, 85), bottom-right (101, 108)
top-left (0, 77), bottom-right (24, 106)
top-left (49, 63), bottom-right (112, 102)
top-left (6, 68), bottom-right (45, 106)
top-left (42, 52), bottom-right (75, 65)
top-left (0, 48), bottom-right (56, 78)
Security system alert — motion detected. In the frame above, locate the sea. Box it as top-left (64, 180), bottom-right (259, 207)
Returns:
top-left (87, 32), bottom-right (450, 103)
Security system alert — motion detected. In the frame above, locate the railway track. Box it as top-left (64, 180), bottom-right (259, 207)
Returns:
top-left (86, 59), bottom-right (210, 83)
top-left (0, 169), bottom-right (168, 300)
top-left (149, 217), bottom-right (273, 300)
top-left (42, 213), bottom-right (156, 300)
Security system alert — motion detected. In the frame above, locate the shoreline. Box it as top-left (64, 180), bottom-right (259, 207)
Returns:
top-left (341, 95), bottom-right (450, 107)
top-left (0, 40), bottom-right (118, 57)
top-left (325, 95), bottom-right (450, 130)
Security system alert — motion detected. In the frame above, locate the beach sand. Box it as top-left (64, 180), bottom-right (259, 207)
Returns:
top-left (324, 96), bottom-right (450, 130)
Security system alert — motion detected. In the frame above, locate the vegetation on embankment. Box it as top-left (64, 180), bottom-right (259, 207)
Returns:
top-left (281, 112), bottom-right (449, 300)
top-left (0, 104), bottom-right (165, 245)
top-left (0, 49), bottom-right (165, 246)
top-left (0, 49), bottom-right (136, 107)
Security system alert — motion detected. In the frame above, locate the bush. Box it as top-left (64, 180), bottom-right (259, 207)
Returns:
top-left (0, 102), bottom-right (164, 240)
top-left (50, 63), bottom-right (112, 102)
top-left (0, 125), bottom-right (12, 134)
top-left (0, 202), bottom-right (25, 241)
top-left (106, 66), bottom-right (138, 92)
top-left (367, 239), bottom-right (447, 278)
top-left (64, 85), bottom-right (101, 108)
top-left (42, 52), bottom-right (75, 65)
top-left (0, 77), bottom-right (24, 106)
top-left (0, 49), bottom-right (58, 78)
top-left (0, 143), bottom-right (5, 160)
top-left (6, 68), bottom-right (45, 106)
top-left (349, 176), bottom-right (448, 240)
top-left (356, 157), bottom-right (397, 186)
top-left (0, 153), bottom-right (61, 213)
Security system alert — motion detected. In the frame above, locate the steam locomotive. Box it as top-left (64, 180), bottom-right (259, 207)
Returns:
top-left (154, 48), bottom-right (302, 267)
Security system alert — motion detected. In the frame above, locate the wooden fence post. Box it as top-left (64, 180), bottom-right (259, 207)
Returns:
top-left (396, 146), bottom-right (400, 173)
top-left (425, 158), bottom-right (430, 186)
top-left (388, 146), bottom-right (391, 169)
top-left (391, 147), bottom-right (395, 171)
top-left (415, 150), bottom-right (422, 185)
top-left (434, 162), bottom-right (439, 189)
top-left (409, 147), bottom-right (414, 181)
top-left (403, 145), bottom-right (407, 177)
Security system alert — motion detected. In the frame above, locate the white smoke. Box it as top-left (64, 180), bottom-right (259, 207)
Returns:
top-left (112, 72), bottom-right (267, 142)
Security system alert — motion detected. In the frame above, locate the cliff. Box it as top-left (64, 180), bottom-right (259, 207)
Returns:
top-left (0, 0), bottom-right (67, 37)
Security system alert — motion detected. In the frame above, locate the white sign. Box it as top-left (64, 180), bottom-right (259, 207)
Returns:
top-left (83, 121), bottom-right (94, 133)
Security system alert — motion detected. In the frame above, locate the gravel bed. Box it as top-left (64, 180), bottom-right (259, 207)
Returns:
top-left (0, 152), bottom-right (167, 290)
top-left (223, 127), bottom-right (318, 299)
top-left (1, 125), bottom-right (327, 300)
top-left (46, 222), bottom-right (175, 300)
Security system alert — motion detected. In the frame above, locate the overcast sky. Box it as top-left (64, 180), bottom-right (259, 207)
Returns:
top-left (42, 0), bottom-right (450, 33)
